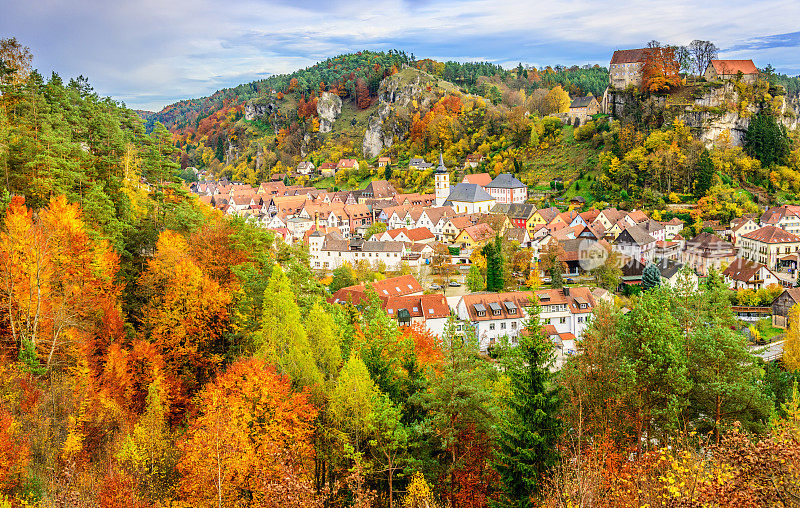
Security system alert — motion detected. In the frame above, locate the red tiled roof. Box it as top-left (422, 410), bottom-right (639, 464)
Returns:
top-left (406, 227), bottom-right (434, 242)
top-left (742, 225), bottom-right (800, 244)
top-left (384, 294), bottom-right (449, 320)
top-left (610, 48), bottom-right (647, 64)
top-left (460, 223), bottom-right (495, 243)
top-left (722, 259), bottom-right (769, 282)
top-left (329, 275), bottom-right (423, 305)
top-left (462, 173), bottom-right (493, 187)
top-left (709, 59), bottom-right (758, 76)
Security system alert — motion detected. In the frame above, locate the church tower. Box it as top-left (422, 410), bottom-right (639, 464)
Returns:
top-left (434, 153), bottom-right (450, 207)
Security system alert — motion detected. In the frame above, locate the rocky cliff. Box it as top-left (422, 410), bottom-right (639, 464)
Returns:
top-left (606, 81), bottom-right (797, 146)
top-left (244, 99), bottom-right (276, 121)
top-left (316, 92), bottom-right (342, 133)
top-left (362, 67), bottom-right (446, 158)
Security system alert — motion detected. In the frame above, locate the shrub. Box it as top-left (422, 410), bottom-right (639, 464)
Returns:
top-left (574, 121), bottom-right (597, 141)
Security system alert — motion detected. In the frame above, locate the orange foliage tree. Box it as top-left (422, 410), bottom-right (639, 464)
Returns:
top-left (138, 230), bottom-right (231, 418)
top-left (642, 46), bottom-right (681, 93)
top-left (0, 195), bottom-right (123, 370)
top-left (0, 403), bottom-right (29, 495)
top-left (177, 358), bottom-right (319, 507)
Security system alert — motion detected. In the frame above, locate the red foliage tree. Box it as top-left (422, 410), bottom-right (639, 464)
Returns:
top-left (356, 78), bottom-right (370, 109)
top-left (642, 46), bottom-right (681, 93)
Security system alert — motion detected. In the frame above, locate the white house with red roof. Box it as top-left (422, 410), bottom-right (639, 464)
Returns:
top-left (455, 287), bottom-right (597, 352)
top-left (739, 225), bottom-right (800, 271)
top-left (722, 259), bottom-right (783, 290)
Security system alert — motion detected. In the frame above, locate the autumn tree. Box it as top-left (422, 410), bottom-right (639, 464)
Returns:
top-left (0, 404), bottom-right (29, 496)
top-left (115, 368), bottom-right (177, 501)
top-left (178, 359), bottom-right (319, 508)
top-left (493, 307), bottom-right (561, 507)
top-left (138, 230), bottom-right (230, 415)
top-left (539, 242), bottom-right (567, 289)
top-left (255, 264), bottom-right (322, 389)
top-left (784, 304), bottom-right (800, 371)
top-left (642, 45), bottom-right (681, 93)
top-left (688, 40), bottom-right (718, 76)
top-left (0, 37), bottom-right (33, 85)
top-left (356, 78), bottom-right (371, 110)
top-left (0, 196), bottom-right (123, 370)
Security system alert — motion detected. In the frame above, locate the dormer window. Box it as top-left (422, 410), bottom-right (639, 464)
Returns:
top-left (489, 302), bottom-right (502, 316)
top-left (473, 303), bottom-right (486, 317)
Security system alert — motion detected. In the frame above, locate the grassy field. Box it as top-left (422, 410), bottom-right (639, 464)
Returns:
top-left (523, 126), bottom-right (601, 189)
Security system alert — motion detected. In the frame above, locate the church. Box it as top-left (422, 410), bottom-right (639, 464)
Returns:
top-left (434, 154), bottom-right (496, 214)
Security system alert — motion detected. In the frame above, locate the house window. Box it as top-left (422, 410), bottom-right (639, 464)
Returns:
top-left (489, 323), bottom-right (495, 330)
top-left (501, 322), bottom-right (506, 329)
top-left (560, 317), bottom-right (566, 324)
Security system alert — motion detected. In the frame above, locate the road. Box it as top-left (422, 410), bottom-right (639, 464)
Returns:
top-left (751, 340), bottom-right (784, 362)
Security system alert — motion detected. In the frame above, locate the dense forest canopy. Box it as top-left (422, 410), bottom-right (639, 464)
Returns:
top-left (3, 37), bottom-right (800, 508)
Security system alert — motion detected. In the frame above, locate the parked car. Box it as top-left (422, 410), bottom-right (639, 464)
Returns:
top-left (430, 284), bottom-right (441, 290)
top-left (449, 281), bottom-right (461, 287)
top-left (566, 278), bottom-right (575, 284)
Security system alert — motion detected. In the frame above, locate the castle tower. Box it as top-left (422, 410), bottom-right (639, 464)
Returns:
top-left (434, 153), bottom-right (450, 207)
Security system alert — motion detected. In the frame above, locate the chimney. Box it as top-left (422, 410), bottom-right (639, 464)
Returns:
top-left (315, 212), bottom-right (319, 230)
top-left (563, 287), bottom-right (570, 296)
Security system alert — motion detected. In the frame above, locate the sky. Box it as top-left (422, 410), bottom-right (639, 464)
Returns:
top-left (3, 0), bottom-right (800, 111)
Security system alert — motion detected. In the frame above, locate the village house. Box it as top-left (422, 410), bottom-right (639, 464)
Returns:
top-left (409, 157), bottom-right (434, 170)
top-left (659, 260), bottom-right (698, 289)
top-left (731, 217), bottom-right (760, 246)
top-left (613, 225), bottom-right (657, 264)
top-left (609, 48), bottom-right (647, 89)
top-left (443, 183), bottom-right (496, 214)
top-left (656, 217), bottom-right (683, 240)
top-left (771, 288), bottom-right (800, 328)
top-left (440, 215), bottom-right (474, 243)
top-left (384, 294), bottom-right (451, 336)
top-left (485, 173), bottom-right (528, 204)
top-left (377, 156), bottom-right (392, 167)
top-left (337, 159), bottom-right (359, 171)
top-left (464, 153), bottom-right (484, 169)
top-left (319, 162), bottom-right (338, 177)
top-left (455, 287), bottom-right (597, 352)
top-left (681, 232), bottom-right (737, 276)
top-left (492, 203), bottom-right (537, 231)
top-left (309, 232), bottom-right (409, 271)
top-left (704, 59), bottom-right (759, 84)
top-left (455, 223), bottom-right (495, 249)
top-left (722, 259), bottom-right (783, 290)
top-left (739, 225), bottom-right (800, 271)
top-left (329, 274), bottom-right (424, 304)
top-left (296, 161), bottom-right (315, 175)
top-left (462, 172), bottom-right (493, 188)
top-left (567, 96), bottom-right (601, 125)
top-left (760, 205), bottom-right (800, 235)
top-left (361, 179), bottom-right (397, 201)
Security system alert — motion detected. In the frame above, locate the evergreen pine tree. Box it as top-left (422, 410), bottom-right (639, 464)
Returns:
top-left (641, 263), bottom-right (662, 291)
top-left (483, 235), bottom-right (505, 292)
top-left (492, 307), bottom-right (561, 507)
top-left (695, 148), bottom-right (714, 197)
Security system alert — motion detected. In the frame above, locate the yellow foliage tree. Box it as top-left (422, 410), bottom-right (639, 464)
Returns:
top-left (784, 304), bottom-right (800, 371)
top-left (403, 472), bottom-right (439, 508)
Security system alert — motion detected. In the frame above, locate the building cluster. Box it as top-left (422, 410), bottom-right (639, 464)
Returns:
top-left (328, 273), bottom-right (613, 359)
top-left (608, 48), bottom-right (759, 90)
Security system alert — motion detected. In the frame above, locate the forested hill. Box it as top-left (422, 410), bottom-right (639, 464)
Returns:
top-left (145, 50), bottom-right (609, 135)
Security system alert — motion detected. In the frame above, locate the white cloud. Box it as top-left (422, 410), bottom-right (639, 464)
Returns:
top-left (3, 0), bottom-right (799, 110)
